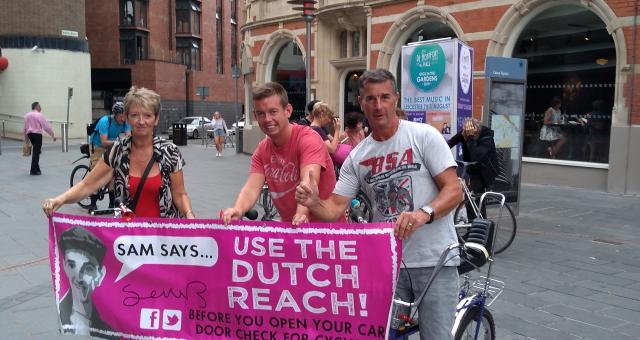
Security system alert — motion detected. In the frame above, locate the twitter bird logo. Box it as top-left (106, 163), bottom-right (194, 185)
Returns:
top-left (163, 310), bottom-right (182, 331)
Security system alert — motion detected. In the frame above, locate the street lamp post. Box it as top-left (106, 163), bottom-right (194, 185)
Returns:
top-left (286, 0), bottom-right (316, 106)
top-left (231, 66), bottom-right (241, 154)
top-left (196, 86), bottom-right (208, 146)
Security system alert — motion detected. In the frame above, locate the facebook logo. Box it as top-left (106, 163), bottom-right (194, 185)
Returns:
top-left (140, 308), bottom-right (182, 331)
top-left (140, 308), bottom-right (160, 330)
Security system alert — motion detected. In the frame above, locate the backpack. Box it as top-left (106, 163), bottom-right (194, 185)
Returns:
top-left (87, 115), bottom-right (112, 137)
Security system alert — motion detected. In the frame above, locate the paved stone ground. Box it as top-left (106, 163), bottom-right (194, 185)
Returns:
top-left (0, 136), bottom-right (639, 339)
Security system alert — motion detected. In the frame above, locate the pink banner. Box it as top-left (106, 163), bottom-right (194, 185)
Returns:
top-left (48, 213), bottom-right (400, 339)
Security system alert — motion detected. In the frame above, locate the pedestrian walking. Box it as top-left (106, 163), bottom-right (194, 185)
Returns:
top-left (23, 102), bottom-right (56, 175)
top-left (211, 111), bottom-right (228, 158)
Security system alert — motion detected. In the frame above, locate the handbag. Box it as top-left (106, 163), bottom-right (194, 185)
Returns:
top-left (331, 143), bottom-right (353, 165)
top-left (23, 141), bottom-right (32, 157)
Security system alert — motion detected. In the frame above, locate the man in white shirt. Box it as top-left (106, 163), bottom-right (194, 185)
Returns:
top-left (295, 69), bottom-right (462, 340)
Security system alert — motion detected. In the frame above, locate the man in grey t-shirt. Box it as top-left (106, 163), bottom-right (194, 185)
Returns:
top-left (295, 69), bottom-right (462, 340)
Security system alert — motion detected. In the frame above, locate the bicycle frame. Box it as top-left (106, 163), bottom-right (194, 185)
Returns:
top-left (389, 242), bottom-right (489, 340)
top-left (451, 192), bottom-right (505, 339)
top-left (391, 192), bottom-right (506, 340)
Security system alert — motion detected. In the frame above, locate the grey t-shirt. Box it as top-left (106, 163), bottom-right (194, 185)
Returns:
top-left (335, 120), bottom-right (458, 267)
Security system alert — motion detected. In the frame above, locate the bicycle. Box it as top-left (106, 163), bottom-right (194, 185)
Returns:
top-left (390, 192), bottom-right (507, 340)
top-left (333, 163), bottom-right (374, 223)
top-left (257, 184), bottom-right (280, 221)
top-left (70, 144), bottom-right (108, 210)
top-left (347, 190), bottom-right (373, 223)
top-left (453, 161), bottom-right (517, 254)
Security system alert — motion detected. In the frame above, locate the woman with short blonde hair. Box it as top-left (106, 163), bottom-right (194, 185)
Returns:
top-left (43, 86), bottom-right (195, 219)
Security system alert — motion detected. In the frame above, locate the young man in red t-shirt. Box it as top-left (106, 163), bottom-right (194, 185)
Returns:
top-left (222, 82), bottom-right (341, 225)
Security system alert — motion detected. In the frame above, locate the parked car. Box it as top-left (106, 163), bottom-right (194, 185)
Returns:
top-left (167, 116), bottom-right (212, 139)
top-left (228, 118), bottom-right (245, 135)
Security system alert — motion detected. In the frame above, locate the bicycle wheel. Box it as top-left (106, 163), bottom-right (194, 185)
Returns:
top-left (454, 306), bottom-right (495, 340)
top-left (70, 165), bottom-right (92, 209)
top-left (483, 196), bottom-right (517, 254)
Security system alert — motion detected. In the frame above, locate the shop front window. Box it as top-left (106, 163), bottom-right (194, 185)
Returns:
top-left (271, 41), bottom-right (306, 121)
top-left (513, 5), bottom-right (613, 163)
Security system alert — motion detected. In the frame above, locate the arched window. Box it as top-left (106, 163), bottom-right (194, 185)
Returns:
top-left (513, 5), bottom-right (614, 163)
top-left (271, 41), bottom-right (306, 121)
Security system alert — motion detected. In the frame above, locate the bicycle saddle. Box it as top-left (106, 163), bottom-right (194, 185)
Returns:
top-left (458, 218), bottom-right (495, 274)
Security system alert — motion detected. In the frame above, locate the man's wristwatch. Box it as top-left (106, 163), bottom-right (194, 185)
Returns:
top-left (420, 205), bottom-right (435, 224)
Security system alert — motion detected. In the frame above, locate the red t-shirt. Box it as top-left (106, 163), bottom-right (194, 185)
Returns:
top-left (128, 173), bottom-right (162, 218)
top-left (251, 124), bottom-right (343, 222)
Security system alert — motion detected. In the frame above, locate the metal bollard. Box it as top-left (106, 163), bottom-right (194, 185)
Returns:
top-left (61, 123), bottom-right (68, 152)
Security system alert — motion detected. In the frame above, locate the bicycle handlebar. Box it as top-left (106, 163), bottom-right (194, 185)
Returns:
top-left (90, 208), bottom-right (121, 216)
top-left (244, 209), bottom-right (259, 220)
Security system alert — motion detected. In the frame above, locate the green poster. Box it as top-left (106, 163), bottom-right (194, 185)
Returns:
top-left (409, 44), bottom-right (446, 91)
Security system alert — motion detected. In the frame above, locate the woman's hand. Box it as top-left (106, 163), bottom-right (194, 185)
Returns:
top-left (42, 198), bottom-right (63, 218)
top-left (184, 210), bottom-right (196, 219)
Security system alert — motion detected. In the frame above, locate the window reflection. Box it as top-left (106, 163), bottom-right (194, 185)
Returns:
top-left (121, 0), bottom-right (134, 25)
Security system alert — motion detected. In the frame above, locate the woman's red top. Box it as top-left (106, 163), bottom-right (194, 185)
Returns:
top-left (128, 173), bottom-right (162, 217)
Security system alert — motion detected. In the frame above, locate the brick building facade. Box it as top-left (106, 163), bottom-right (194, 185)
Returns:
top-left (0, 0), bottom-right (92, 138)
top-left (86, 0), bottom-right (246, 132)
top-left (0, 0), bottom-right (246, 137)
top-left (239, 0), bottom-right (640, 194)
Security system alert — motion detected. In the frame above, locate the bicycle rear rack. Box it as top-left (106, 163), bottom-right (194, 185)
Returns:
top-left (469, 276), bottom-right (505, 307)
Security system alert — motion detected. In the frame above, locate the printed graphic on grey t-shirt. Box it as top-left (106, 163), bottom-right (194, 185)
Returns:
top-left (360, 148), bottom-right (420, 221)
top-left (372, 175), bottom-right (414, 217)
